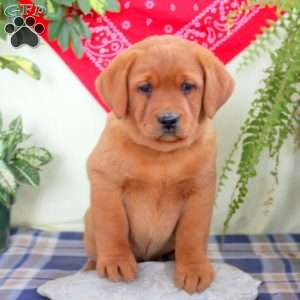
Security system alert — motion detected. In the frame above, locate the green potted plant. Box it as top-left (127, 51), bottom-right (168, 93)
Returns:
top-left (0, 112), bottom-right (52, 252)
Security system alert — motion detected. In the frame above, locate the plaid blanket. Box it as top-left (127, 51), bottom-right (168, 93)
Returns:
top-left (0, 229), bottom-right (299, 300)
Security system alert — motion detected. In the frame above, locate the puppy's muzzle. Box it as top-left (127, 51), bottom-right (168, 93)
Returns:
top-left (157, 112), bottom-right (180, 135)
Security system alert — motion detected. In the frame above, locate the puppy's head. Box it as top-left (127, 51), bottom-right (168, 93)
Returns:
top-left (96, 35), bottom-right (234, 151)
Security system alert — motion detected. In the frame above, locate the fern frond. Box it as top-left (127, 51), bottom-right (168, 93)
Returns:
top-left (220, 8), bottom-right (300, 233)
top-left (228, 0), bottom-right (299, 70)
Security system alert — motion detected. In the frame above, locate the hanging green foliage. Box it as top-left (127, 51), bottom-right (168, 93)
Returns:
top-left (219, 0), bottom-right (300, 233)
top-left (228, 0), bottom-right (300, 69)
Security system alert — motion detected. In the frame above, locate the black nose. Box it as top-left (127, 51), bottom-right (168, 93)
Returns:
top-left (158, 112), bottom-right (180, 126)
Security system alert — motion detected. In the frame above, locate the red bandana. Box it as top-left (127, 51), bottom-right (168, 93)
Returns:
top-left (43, 0), bottom-right (277, 111)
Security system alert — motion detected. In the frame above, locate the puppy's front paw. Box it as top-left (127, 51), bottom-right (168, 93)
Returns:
top-left (175, 261), bottom-right (215, 294)
top-left (97, 253), bottom-right (138, 282)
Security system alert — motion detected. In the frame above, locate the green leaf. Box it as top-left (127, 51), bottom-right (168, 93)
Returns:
top-left (0, 129), bottom-right (23, 162)
top-left (0, 139), bottom-right (6, 160)
top-left (90, 0), bottom-right (105, 15)
top-left (0, 160), bottom-right (16, 196)
top-left (70, 26), bottom-right (84, 57)
top-left (45, 2), bottom-right (63, 20)
top-left (9, 116), bottom-right (22, 133)
top-left (0, 57), bottom-right (13, 72)
top-left (0, 56), bottom-right (41, 80)
top-left (105, 0), bottom-right (120, 12)
top-left (48, 18), bottom-right (64, 40)
top-left (73, 16), bottom-right (90, 38)
top-left (0, 19), bottom-right (7, 40)
top-left (6, 133), bottom-right (23, 162)
top-left (52, 0), bottom-right (74, 6)
top-left (0, 188), bottom-right (12, 209)
top-left (0, 134), bottom-right (8, 160)
top-left (16, 147), bottom-right (52, 168)
top-left (77, 0), bottom-right (91, 14)
top-left (0, 112), bottom-right (3, 131)
top-left (58, 21), bottom-right (71, 51)
top-left (47, 0), bottom-right (56, 14)
top-left (10, 159), bottom-right (40, 187)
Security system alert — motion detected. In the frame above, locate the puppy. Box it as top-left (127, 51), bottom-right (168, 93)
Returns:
top-left (84, 35), bottom-right (234, 294)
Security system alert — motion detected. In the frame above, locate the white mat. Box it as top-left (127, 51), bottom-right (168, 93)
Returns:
top-left (38, 262), bottom-right (261, 300)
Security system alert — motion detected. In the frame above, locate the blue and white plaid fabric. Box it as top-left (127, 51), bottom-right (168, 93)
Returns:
top-left (0, 229), bottom-right (299, 300)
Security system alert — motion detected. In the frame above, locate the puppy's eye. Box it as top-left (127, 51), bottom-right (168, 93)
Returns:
top-left (138, 83), bottom-right (153, 94)
top-left (181, 82), bottom-right (196, 94)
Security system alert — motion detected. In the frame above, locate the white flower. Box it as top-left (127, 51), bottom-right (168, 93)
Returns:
top-left (121, 20), bottom-right (131, 30)
top-left (145, 1), bottom-right (155, 10)
top-left (164, 24), bottom-right (173, 33)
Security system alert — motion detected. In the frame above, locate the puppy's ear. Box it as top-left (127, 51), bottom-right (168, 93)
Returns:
top-left (195, 47), bottom-right (235, 118)
top-left (95, 50), bottom-right (137, 119)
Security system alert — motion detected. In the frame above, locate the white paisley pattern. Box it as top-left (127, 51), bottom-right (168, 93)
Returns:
top-left (83, 0), bottom-right (261, 71)
top-left (84, 16), bottom-right (131, 71)
top-left (176, 0), bottom-right (260, 50)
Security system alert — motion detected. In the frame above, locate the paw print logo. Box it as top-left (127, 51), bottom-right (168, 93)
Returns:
top-left (4, 16), bottom-right (45, 47)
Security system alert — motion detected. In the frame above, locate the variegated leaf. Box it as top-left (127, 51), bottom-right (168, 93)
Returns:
top-left (0, 19), bottom-right (7, 40)
top-left (16, 147), bottom-right (52, 168)
top-left (0, 160), bottom-right (17, 195)
top-left (0, 56), bottom-right (41, 80)
top-left (5, 131), bottom-right (24, 162)
top-left (47, 0), bottom-right (56, 13)
top-left (90, 0), bottom-right (105, 15)
top-left (9, 116), bottom-right (22, 132)
top-left (0, 189), bottom-right (12, 209)
top-left (9, 159), bottom-right (40, 187)
top-left (0, 138), bottom-right (6, 160)
top-left (0, 111), bottom-right (3, 131)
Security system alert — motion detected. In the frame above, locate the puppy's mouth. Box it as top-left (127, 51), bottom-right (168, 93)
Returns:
top-left (157, 128), bottom-right (185, 142)
top-left (140, 122), bottom-right (189, 143)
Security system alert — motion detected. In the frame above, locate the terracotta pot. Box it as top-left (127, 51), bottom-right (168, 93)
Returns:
top-left (0, 203), bottom-right (10, 253)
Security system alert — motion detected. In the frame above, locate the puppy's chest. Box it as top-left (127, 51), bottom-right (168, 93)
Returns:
top-left (122, 179), bottom-right (187, 258)
top-left (113, 146), bottom-right (204, 258)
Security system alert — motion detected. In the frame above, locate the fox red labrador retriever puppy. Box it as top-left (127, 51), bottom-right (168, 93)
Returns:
top-left (84, 35), bottom-right (234, 294)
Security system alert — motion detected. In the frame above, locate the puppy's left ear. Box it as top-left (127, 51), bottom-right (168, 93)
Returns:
top-left (95, 50), bottom-right (137, 119)
top-left (195, 47), bottom-right (235, 118)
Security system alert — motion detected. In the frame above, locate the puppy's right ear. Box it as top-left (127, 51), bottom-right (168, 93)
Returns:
top-left (95, 50), bottom-right (137, 119)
